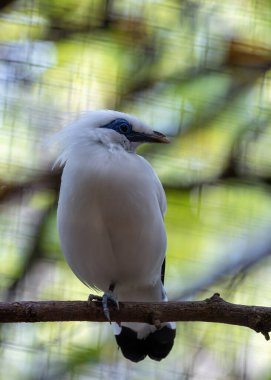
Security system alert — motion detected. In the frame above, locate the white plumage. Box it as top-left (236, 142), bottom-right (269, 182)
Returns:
top-left (55, 110), bottom-right (176, 362)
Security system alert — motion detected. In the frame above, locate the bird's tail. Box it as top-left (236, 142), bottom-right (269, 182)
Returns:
top-left (113, 321), bottom-right (176, 362)
top-left (112, 282), bottom-right (176, 362)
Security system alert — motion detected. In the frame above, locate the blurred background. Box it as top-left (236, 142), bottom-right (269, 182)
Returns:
top-left (1, 0), bottom-right (271, 379)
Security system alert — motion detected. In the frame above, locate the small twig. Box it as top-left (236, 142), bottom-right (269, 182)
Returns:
top-left (1, 294), bottom-right (271, 341)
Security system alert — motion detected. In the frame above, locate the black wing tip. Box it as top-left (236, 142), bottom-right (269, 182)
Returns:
top-left (115, 325), bottom-right (176, 363)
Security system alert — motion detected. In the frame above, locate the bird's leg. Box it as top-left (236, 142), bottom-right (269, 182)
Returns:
top-left (102, 284), bottom-right (119, 322)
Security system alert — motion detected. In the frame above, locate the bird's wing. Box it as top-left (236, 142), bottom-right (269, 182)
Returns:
top-left (155, 173), bottom-right (167, 217)
top-left (161, 258), bottom-right (166, 285)
top-left (138, 156), bottom-right (167, 285)
top-left (150, 164), bottom-right (167, 285)
top-left (138, 155), bottom-right (167, 217)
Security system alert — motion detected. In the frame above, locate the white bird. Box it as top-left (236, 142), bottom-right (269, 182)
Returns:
top-left (55, 110), bottom-right (176, 362)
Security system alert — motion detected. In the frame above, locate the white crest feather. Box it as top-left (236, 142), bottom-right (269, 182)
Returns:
top-left (51, 109), bottom-right (151, 168)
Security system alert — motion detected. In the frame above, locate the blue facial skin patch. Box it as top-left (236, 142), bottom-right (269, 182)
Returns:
top-left (100, 118), bottom-right (152, 142)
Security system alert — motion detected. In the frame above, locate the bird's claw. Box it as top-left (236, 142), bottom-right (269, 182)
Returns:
top-left (102, 289), bottom-right (119, 322)
top-left (87, 289), bottom-right (119, 321)
top-left (87, 293), bottom-right (102, 304)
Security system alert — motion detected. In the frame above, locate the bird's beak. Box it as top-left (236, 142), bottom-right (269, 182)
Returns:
top-left (147, 131), bottom-right (170, 144)
top-left (127, 130), bottom-right (170, 144)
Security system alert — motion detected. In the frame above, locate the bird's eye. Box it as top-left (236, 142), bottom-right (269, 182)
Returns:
top-left (119, 123), bottom-right (129, 133)
top-left (101, 118), bottom-right (132, 135)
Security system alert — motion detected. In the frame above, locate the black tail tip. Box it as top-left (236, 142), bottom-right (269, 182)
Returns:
top-left (146, 326), bottom-right (176, 361)
top-left (115, 325), bottom-right (176, 363)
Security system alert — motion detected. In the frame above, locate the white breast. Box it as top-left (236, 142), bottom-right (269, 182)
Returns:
top-left (57, 143), bottom-right (167, 300)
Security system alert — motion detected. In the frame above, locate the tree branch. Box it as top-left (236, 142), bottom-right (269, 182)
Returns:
top-left (1, 294), bottom-right (271, 341)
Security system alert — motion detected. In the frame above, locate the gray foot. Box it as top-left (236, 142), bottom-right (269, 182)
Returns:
top-left (102, 288), bottom-right (119, 322)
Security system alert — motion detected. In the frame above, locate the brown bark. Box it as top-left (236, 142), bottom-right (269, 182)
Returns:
top-left (0, 294), bottom-right (271, 341)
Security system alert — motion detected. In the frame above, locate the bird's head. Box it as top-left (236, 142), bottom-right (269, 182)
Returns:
top-left (53, 110), bottom-right (169, 167)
